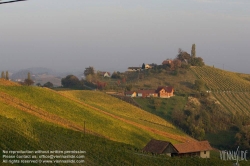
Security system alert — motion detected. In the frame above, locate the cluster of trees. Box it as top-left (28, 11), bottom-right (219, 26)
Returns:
top-left (171, 92), bottom-right (250, 150)
top-left (171, 93), bottom-right (231, 141)
top-left (1, 71), bottom-right (9, 80)
top-left (36, 82), bottom-right (54, 88)
top-left (161, 44), bottom-right (204, 73)
top-left (96, 81), bottom-right (107, 90)
top-left (234, 116), bottom-right (250, 149)
top-left (23, 72), bottom-right (34, 86)
top-left (61, 66), bottom-right (107, 89)
top-left (61, 75), bottom-right (81, 89)
top-left (111, 71), bottom-right (121, 79)
top-left (177, 44), bottom-right (205, 67)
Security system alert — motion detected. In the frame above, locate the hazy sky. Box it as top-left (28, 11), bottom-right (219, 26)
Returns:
top-left (1, 0), bottom-right (250, 73)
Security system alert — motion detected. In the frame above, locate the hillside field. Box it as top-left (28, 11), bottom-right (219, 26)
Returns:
top-left (1, 64), bottom-right (250, 165)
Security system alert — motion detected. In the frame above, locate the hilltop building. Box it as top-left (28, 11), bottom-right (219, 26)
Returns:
top-left (155, 86), bottom-right (174, 98)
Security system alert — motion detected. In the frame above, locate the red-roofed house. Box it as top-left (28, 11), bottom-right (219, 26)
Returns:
top-left (155, 86), bottom-right (174, 98)
top-left (174, 141), bottom-right (213, 158)
top-left (143, 140), bottom-right (213, 158)
top-left (137, 90), bottom-right (158, 98)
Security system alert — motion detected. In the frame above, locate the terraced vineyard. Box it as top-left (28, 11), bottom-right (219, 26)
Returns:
top-left (191, 66), bottom-right (250, 91)
top-left (212, 92), bottom-right (250, 115)
top-left (190, 66), bottom-right (250, 115)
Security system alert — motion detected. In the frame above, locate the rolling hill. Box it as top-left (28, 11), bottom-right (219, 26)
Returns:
top-left (0, 81), bottom-right (192, 146)
top-left (123, 65), bottom-right (250, 150)
top-left (0, 78), bottom-right (208, 165)
top-left (1, 63), bottom-right (250, 165)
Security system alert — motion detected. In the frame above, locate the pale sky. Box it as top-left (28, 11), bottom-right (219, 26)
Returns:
top-left (1, 0), bottom-right (250, 73)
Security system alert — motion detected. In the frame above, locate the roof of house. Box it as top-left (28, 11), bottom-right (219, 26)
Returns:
top-left (104, 72), bottom-right (110, 75)
top-left (174, 141), bottom-right (212, 153)
top-left (143, 139), bottom-right (176, 154)
top-left (156, 86), bottom-right (174, 93)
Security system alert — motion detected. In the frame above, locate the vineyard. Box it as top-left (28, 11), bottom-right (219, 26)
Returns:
top-left (190, 66), bottom-right (250, 91)
top-left (212, 92), bottom-right (250, 116)
top-left (190, 66), bottom-right (250, 116)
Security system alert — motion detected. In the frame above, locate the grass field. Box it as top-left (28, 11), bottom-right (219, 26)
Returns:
top-left (133, 96), bottom-right (187, 122)
top-left (58, 90), bottom-right (191, 143)
top-left (0, 79), bottom-right (194, 148)
top-left (0, 107), bottom-right (248, 165)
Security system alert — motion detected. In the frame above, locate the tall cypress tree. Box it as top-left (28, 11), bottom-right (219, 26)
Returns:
top-left (191, 44), bottom-right (196, 57)
top-left (1, 71), bottom-right (5, 79)
top-left (5, 71), bottom-right (9, 80)
top-left (28, 72), bottom-right (31, 80)
top-left (142, 63), bottom-right (145, 70)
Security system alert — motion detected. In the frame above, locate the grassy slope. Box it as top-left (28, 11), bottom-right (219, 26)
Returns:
top-left (0, 80), bottom-right (193, 148)
top-left (129, 69), bottom-right (197, 93)
top-left (58, 90), bottom-right (190, 142)
top-left (2, 80), bottom-right (243, 165)
top-left (133, 96), bottom-right (187, 123)
top-left (0, 103), bottom-right (170, 166)
top-left (1, 103), bottom-right (248, 166)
